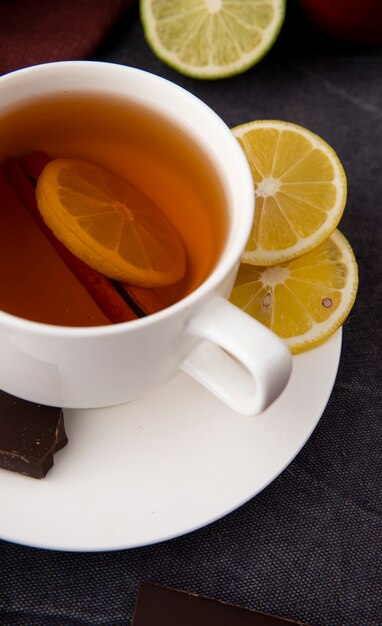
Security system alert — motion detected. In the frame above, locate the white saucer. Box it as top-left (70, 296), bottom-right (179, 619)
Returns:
top-left (0, 330), bottom-right (342, 552)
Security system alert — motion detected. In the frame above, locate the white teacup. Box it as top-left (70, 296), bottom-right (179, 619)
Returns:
top-left (0, 61), bottom-right (291, 415)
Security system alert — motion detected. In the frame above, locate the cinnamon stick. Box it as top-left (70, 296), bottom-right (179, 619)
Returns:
top-left (18, 151), bottom-right (167, 318)
top-left (18, 150), bottom-right (51, 182)
top-left (121, 283), bottom-right (165, 315)
top-left (2, 156), bottom-right (138, 324)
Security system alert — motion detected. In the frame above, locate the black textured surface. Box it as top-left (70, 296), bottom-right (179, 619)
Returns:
top-left (1, 3), bottom-right (381, 625)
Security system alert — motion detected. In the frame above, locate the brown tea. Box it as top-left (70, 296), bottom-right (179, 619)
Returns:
top-left (0, 92), bottom-right (228, 326)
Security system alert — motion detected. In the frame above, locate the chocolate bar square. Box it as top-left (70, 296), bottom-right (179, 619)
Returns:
top-left (0, 390), bottom-right (67, 478)
top-left (131, 582), bottom-right (306, 626)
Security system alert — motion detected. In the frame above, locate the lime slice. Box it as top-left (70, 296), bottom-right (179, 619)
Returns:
top-left (140, 0), bottom-right (286, 79)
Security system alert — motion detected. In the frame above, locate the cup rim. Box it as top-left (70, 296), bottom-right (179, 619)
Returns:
top-left (0, 60), bottom-right (255, 337)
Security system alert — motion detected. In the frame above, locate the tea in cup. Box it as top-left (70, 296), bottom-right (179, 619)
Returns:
top-left (0, 61), bottom-right (292, 415)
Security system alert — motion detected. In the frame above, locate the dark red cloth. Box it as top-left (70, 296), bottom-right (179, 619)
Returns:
top-left (0, 0), bottom-right (136, 76)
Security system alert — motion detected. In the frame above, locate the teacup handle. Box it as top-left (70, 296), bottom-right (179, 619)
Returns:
top-left (181, 294), bottom-right (292, 416)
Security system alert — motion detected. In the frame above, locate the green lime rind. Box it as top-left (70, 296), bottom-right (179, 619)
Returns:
top-left (140, 0), bottom-right (286, 80)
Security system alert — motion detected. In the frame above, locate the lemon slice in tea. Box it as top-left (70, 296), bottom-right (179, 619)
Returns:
top-left (140, 0), bottom-right (286, 79)
top-left (232, 120), bottom-right (347, 266)
top-left (230, 230), bottom-right (358, 354)
top-left (36, 159), bottom-right (186, 287)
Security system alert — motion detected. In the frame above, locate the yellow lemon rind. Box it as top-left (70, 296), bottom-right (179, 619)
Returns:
top-left (285, 230), bottom-right (358, 354)
top-left (231, 230), bottom-right (358, 355)
top-left (232, 120), bottom-right (347, 267)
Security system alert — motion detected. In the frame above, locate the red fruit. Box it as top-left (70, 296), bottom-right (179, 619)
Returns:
top-left (299, 0), bottom-right (382, 44)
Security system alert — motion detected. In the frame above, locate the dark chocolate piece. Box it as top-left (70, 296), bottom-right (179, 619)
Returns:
top-left (131, 582), bottom-right (307, 626)
top-left (0, 390), bottom-right (67, 478)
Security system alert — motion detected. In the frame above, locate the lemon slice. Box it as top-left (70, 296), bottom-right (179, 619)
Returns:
top-left (140, 0), bottom-right (286, 79)
top-left (230, 230), bottom-right (358, 354)
top-left (232, 120), bottom-right (347, 266)
top-left (36, 159), bottom-right (186, 288)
